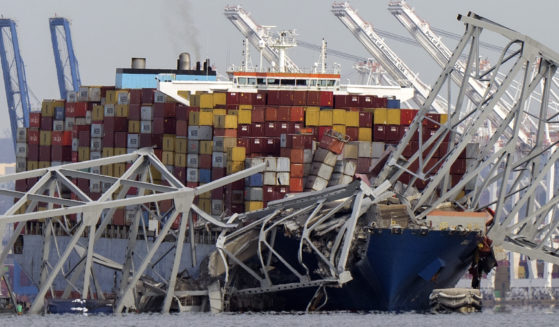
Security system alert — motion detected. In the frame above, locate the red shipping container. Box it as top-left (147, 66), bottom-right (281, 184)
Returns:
top-left (424, 113), bottom-right (441, 129)
top-left (317, 126), bottom-right (331, 142)
top-left (265, 107), bottom-right (278, 122)
top-left (399, 126), bottom-right (420, 141)
top-left (213, 128), bottom-right (226, 137)
top-left (164, 118), bottom-right (176, 134)
top-left (51, 131), bottom-right (64, 145)
top-left (186, 182), bottom-right (199, 188)
top-left (104, 117), bottom-right (128, 133)
top-left (238, 124), bottom-right (251, 137)
top-left (173, 166), bottom-right (186, 183)
top-left (239, 92), bottom-right (255, 105)
top-left (62, 131), bottom-right (72, 146)
top-left (139, 134), bottom-right (153, 147)
top-left (403, 141), bottom-right (418, 158)
top-left (28, 129), bottom-right (40, 144)
top-left (373, 97), bottom-right (388, 108)
top-left (277, 106), bottom-right (290, 121)
top-left (251, 123), bottom-right (265, 136)
top-left (400, 109), bottom-right (417, 126)
top-left (212, 167), bottom-right (226, 180)
top-left (176, 104), bottom-right (188, 121)
top-left (319, 130), bottom-right (347, 154)
top-left (288, 122), bottom-right (303, 134)
top-left (398, 172), bottom-right (411, 185)
top-left (263, 137), bottom-right (280, 156)
top-left (129, 104), bottom-right (141, 120)
top-left (152, 117), bottom-right (164, 134)
top-left (29, 112), bottom-right (41, 128)
top-left (263, 186), bottom-right (276, 203)
top-left (279, 90), bottom-right (295, 106)
top-left (153, 103), bottom-right (165, 118)
top-left (278, 122), bottom-right (290, 135)
top-left (347, 95), bottom-right (360, 107)
top-left (290, 163), bottom-right (304, 177)
top-left (266, 90), bottom-right (281, 105)
top-left (164, 103), bottom-right (176, 118)
top-left (226, 92), bottom-right (239, 105)
top-left (346, 127), bottom-right (359, 141)
top-left (359, 112), bottom-right (373, 128)
top-left (176, 120), bottom-right (188, 137)
top-left (230, 179), bottom-right (245, 190)
top-left (373, 125), bottom-right (386, 141)
top-left (51, 145), bottom-right (72, 161)
top-left (102, 135), bottom-right (114, 147)
top-left (289, 148), bottom-right (305, 163)
top-left (41, 116), bottom-right (53, 130)
top-left (129, 89), bottom-right (141, 104)
top-left (114, 132), bottom-right (127, 148)
top-left (285, 134), bottom-right (305, 149)
top-left (385, 125), bottom-right (401, 143)
top-left (151, 134), bottom-right (163, 148)
top-left (319, 91), bottom-right (333, 107)
top-left (15, 179), bottom-right (27, 192)
top-left (254, 91), bottom-right (267, 106)
top-left (237, 138), bottom-right (251, 154)
top-left (357, 157), bottom-right (371, 174)
top-left (333, 94), bottom-right (347, 108)
top-left (223, 128), bottom-right (237, 138)
top-left (141, 88), bottom-right (155, 104)
top-left (275, 186), bottom-right (288, 200)
top-left (199, 154), bottom-right (212, 169)
top-left (360, 95), bottom-right (374, 108)
top-left (27, 144), bottom-right (39, 161)
top-left (289, 106), bottom-right (304, 122)
top-left (293, 91), bottom-right (307, 106)
top-left (211, 187), bottom-right (225, 199)
top-left (250, 138), bottom-right (264, 153)
top-left (451, 159), bottom-right (467, 174)
top-left (73, 102), bottom-right (89, 117)
top-left (252, 106), bottom-right (265, 122)
top-left (289, 178), bottom-right (304, 192)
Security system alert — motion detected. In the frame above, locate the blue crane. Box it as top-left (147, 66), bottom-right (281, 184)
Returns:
top-left (0, 19), bottom-right (31, 151)
top-left (49, 17), bottom-right (80, 100)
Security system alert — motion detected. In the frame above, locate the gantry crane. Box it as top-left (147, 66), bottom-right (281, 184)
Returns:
top-left (49, 17), bottom-right (81, 100)
top-left (224, 5), bottom-right (300, 73)
top-left (0, 19), bottom-right (31, 151)
top-left (331, 2), bottom-right (448, 112)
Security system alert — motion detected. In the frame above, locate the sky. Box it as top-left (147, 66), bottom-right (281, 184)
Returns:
top-left (0, 0), bottom-right (559, 138)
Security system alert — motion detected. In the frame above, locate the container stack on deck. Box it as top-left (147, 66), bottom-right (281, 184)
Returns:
top-left (14, 84), bottom-right (476, 231)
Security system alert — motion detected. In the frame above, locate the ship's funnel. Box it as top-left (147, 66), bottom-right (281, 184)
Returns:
top-left (177, 52), bottom-right (191, 70)
top-left (131, 57), bottom-right (146, 69)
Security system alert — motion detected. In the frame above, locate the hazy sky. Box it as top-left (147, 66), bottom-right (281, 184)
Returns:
top-left (1, 0), bottom-right (558, 137)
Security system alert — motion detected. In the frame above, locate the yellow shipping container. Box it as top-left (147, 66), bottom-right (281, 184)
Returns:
top-left (198, 198), bottom-right (211, 213)
top-left (213, 108), bottom-right (227, 116)
top-left (189, 111), bottom-right (200, 125)
top-left (199, 140), bottom-right (213, 155)
top-left (41, 100), bottom-right (54, 117)
top-left (373, 108), bottom-right (388, 125)
top-left (78, 147), bottom-right (90, 161)
top-left (102, 147), bottom-right (114, 157)
top-left (115, 104), bottom-right (129, 117)
top-left (200, 93), bottom-right (214, 109)
top-left (238, 109), bottom-right (252, 124)
top-left (227, 160), bottom-right (244, 174)
top-left (105, 90), bottom-right (117, 104)
top-left (333, 109), bottom-right (346, 123)
top-left (387, 109), bottom-right (401, 125)
top-left (333, 125), bottom-right (346, 135)
top-left (150, 166), bottom-right (162, 181)
top-left (27, 161), bottom-right (39, 170)
top-left (175, 137), bottom-right (187, 154)
top-left (345, 111), bottom-right (359, 127)
top-left (163, 134), bottom-right (175, 152)
top-left (228, 109), bottom-right (238, 116)
top-left (39, 161), bottom-right (50, 169)
top-left (114, 148), bottom-right (126, 155)
top-left (199, 189), bottom-right (211, 199)
top-left (213, 92), bottom-right (226, 106)
top-left (358, 127), bottom-right (373, 141)
top-left (199, 111), bottom-right (213, 126)
top-left (213, 114), bottom-right (226, 128)
top-left (128, 120), bottom-right (140, 133)
top-left (223, 137), bottom-right (237, 151)
top-left (189, 94), bottom-right (200, 107)
top-left (225, 114), bottom-right (238, 129)
top-left (40, 131), bottom-right (52, 146)
top-left (440, 113), bottom-right (448, 124)
top-left (178, 90), bottom-right (189, 100)
top-left (238, 104), bottom-right (252, 110)
top-left (319, 109), bottom-right (333, 126)
top-left (92, 105), bottom-right (104, 121)
top-left (113, 163), bottom-right (126, 177)
top-left (305, 107), bottom-right (320, 126)
top-left (162, 151), bottom-right (174, 165)
top-left (115, 90), bottom-right (129, 104)
top-left (101, 165), bottom-right (114, 177)
top-left (174, 153), bottom-right (187, 167)
top-left (245, 201), bottom-right (264, 211)
top-left (227, 147), bottom-right (246, 162)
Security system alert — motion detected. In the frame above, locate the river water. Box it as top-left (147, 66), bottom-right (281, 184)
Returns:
top-left (1, 305), bottom-right (558, 327)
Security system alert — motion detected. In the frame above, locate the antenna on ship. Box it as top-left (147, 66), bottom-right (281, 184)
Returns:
top-left (269, 30), bottom-right (297, 73)
top-left (319, 38), bottom-right (327, 73)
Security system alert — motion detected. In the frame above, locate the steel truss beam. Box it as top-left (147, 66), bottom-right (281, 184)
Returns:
top-left (0, 148), bottom-right (265, 314)
top-left (376, 12), bottom-right (559, 267)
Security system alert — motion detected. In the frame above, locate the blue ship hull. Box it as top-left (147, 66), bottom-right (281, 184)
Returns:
top-left (229, 228), bottom-right (481, 312)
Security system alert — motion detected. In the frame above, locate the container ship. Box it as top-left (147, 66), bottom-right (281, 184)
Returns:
top-left (8, 42), bottom-right (494, 312)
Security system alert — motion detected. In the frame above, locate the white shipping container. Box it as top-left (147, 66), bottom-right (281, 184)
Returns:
top-left (64, 117), bottom-right (75, 131)
top-left (198, 126), bottom-right (213, 140)
top-left (277, 172), bottom-right (290, 186)
top-left (104, 104), bottom-right (115, 117)
top-left (90, 138), bottom-right (102, 152)
top-left (78, 86), bottom-right (89, 102)
top-left (187, 154), bottom-right (199, 168)
top-left (358, 141), bottom-right (373, 158)
top-left (16, 127), bottom-right (26, 142)
top-left (211, 200), bottom-right (224, 216)
top-left (16, 157), bottom-right (26, 172)
top-left (140, 121), bottom-right (152, 134)
top-left (340, 174), bottom-right (354, 185)
top-left (343, 160), bottom-right (357, 176)
top-left (117, 92), bottom-right (129, 104)
top-left (89, 181), bottom-right (101, 193)
top-left (141, 105), bottom-right (153, 120)
top-left (154, 91), bottom-right (166, 103)
top-left (372, 142), bottom-right (385, 159)
top-left (263, 172), bottom-right (277, 185)
top-left (85, 110), bottom-right (92, 125)
top-left (127, 148), bottom-right (136, 154)
top-left (186, 168), bottom-right (199, 182)
top-left (246, 157), bottom-right (264, 168)
top-left (212, 152), bottom-right (226, 168)
top-left (276, 157), bottom-right (290, 172)
top-left (213, 137), bottom-right (224, 152)
top-left (127, 134), bottom-right (139, 148)
top-left (90, 151), bottom-right (101, 160)
top-left (15, 143), bottom-right (27, 158)
top-left (88, 87), bottom-right (101, 102)
top-left (66, 91), bottom-right (77, 103)
top-left (53, 120), bottom-right (64, 131)
top-left (72, 138), bottom-right (79, 152)
top-left (329, 173), bottom-right (342, 186)
top-left (90, 167), bottom-right (101, 176)
top-left (188, 140), bottom-right (199, 154)
top-left (245, 187), bottom-right (263, 201)
top-left (91, 124), bottom-right (103, 138)
top-left (264, 157), bottom-right (277, 172)
top-left (303, 149), bottom-right (313, 164)
top-left (303, 163), bottom-right (312, 176)
top-left (313, 148), bottom-right (337, 167)
top-left (343, 142), bottom-right (358, 159)
top-left (188, 126), bottom-right (199, 140)
top-left (51, 161), bottom-right (62, 167)
top-left (333, 160), bottom-right (344, 174)
top-left (465, 143), bottom-right (479, 159)
top-left (280, 134), bottom-right (287, 148)
top-left (305, 175), bottom-right (329, 191)
top-left (312, 162), bottom-right (334, 180)
top-left (75, 117), bottom-right (87, 126)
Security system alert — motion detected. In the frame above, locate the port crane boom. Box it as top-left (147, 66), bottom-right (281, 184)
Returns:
top-left (49, 17), bottom-right (81, 100)
top-left (0, 19), bottom-right (31, 150)
top-left (224, 5), bottom-right (300, 73)
top-left (331, 2), bottom-right (447, 112)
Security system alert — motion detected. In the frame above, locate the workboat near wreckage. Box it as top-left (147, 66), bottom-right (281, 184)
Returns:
top-left (3, 5), bottom-right (507, 314)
